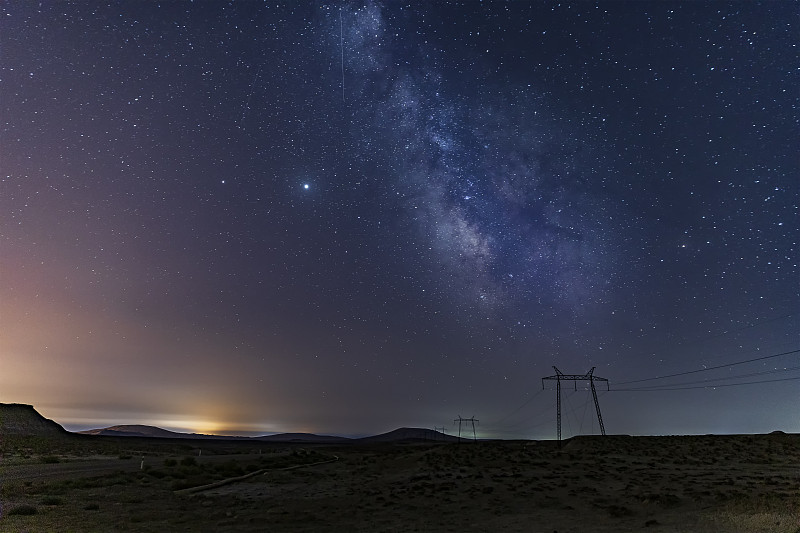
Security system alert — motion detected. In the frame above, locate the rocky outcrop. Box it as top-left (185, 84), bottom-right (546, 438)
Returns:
top-left (0, 403), bottom-right (68, 436)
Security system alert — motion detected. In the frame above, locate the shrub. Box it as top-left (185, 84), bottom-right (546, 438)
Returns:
top-left (8, 504), bottom-right (37, 516)
top-left (164, 458), bottom-right (177, 467)
top-left (41, 455), bottom-right (60, 464)
top-left (180, 456), bottom-right (197, 467)
top-left (40, 496), bottom-right (62, 506)
top-left (84, 503), bottom-right (100, 511)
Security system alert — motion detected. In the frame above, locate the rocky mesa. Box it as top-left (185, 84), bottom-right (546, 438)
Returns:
top-left (0, 403), bottom-right (68, 436)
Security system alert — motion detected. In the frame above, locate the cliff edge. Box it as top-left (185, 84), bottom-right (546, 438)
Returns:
top-left (0, 403), bottom-right (68, 436)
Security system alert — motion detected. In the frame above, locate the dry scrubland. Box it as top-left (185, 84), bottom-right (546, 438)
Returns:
top-left (1, 433), bottom-right (799, 532)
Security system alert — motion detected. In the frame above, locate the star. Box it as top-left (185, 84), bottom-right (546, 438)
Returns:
top-left (1, 0), bottom-right (796, 441)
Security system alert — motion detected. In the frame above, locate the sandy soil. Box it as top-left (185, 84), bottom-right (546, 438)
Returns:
top-left (2, 433), bottom-right (798, 532)
top-left (194, 434), bottom-right (800, 532)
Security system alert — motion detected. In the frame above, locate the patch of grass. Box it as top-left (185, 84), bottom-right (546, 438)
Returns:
top-left (40, 496), bottom-right (63, 505)
top-left (40, 455), bottom-right (60, 464)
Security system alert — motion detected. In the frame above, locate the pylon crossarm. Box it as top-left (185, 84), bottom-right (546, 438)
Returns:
top-left (543, 373), bottom-right (605, 381)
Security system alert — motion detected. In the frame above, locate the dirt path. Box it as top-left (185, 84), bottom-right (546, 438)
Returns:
top-left (0, 453), bottom-right (271, 484)
top-left (175, 454), bottom-right (339, 494)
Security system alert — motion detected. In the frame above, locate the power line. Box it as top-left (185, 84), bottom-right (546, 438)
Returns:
top-left (615, 365), bottom-right (800, 391)
top-left (491, 389), bottom-right (544, 426)
top-left (488, 333), bottom-right (797, 436)
top-left (493, 391), bottom-right (609, 438)
top-left (493, 414), bottom-right (555, 436)
top-left (613, 375), bottom-right (800, 391)
top-left (616, 348), bottom-right (800, 386)
top-left (578, 389), bottom-right (591, 435)
top-left (486, 399), bottom-right (553, 431)
top-left (563, 390), bottom-right (576, 437)
top-left (555, 390), bottom-right (608, 438)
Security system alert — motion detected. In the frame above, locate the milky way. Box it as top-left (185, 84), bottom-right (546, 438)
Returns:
top-left (332, 4), bottom-right (624, 323)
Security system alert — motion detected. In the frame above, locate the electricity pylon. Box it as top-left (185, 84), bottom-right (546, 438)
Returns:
top-left (454, 415), bottom-right (479, 442)
top-left (542, 366), bottom-right (609, 443)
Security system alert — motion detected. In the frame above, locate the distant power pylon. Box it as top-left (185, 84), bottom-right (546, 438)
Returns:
top-left (454, 415), bottom-right (479, 442)
top-left (542, 366), bottom-right (609, 443)
top-left (434, 426), bottom-right (447, 441)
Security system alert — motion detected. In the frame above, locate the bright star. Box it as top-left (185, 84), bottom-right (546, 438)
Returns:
top-left (303, 184), bottom-right (310, 190)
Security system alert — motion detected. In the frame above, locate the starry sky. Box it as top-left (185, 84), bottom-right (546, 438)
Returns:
top-left (2, 1), bottom-right (798, 439)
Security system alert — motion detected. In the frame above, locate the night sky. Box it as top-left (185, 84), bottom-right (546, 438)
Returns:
top-left (2, 2), bottom-right (798, 439)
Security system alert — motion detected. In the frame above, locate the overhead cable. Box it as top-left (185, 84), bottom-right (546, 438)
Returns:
top-left (613, 365), bottom-right (800, 391)
top-left (613, 375), bottom-right (800, 391)
top-left (616, 348), bottom-right (799, 386)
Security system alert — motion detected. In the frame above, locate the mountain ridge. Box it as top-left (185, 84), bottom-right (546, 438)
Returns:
top-left (0, 403), bottom-right (460, 443)
top-left (77, 424), bottom-right (459, 443)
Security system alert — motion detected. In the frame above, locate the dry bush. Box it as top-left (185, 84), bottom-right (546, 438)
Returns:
top-left (7, 504), bottom-right (37, 516)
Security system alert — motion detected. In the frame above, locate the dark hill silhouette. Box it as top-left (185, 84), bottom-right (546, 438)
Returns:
top-left (0, 403), bottom-right (68, 436)
top-left (79, 425), bottom-right (351, 443)
top-left (357, 427), bottom-right (461, 443)
top-left (78, 425), bottom-right (227, 439)
top-left (256, 432), bottom-right (352, 443)
top-left (3, 401), bottom-right (461, 443)
top-left (77, 423), bottom-right (458, 443)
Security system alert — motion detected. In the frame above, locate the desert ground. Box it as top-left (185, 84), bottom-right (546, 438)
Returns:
top-left (1, 433), bottom-right (798, 532)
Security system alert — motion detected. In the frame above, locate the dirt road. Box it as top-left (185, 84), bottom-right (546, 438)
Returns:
top-left (1, 453), bottom-right (269, 483)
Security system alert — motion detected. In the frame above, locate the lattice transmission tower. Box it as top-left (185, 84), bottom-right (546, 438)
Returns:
top-left (542, 366), bottom-right (609, 443)
top-left (454, 415), bottom-right (479, 442)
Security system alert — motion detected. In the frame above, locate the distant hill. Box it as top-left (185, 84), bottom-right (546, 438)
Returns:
top-left (77, 424), bottom-right (458, 443)
top-left (77, 425), bottom-right (226, 439)
top-left (78, 425), bottom-right (351, 443)
top-left (0, 403), bottom-right (69, 436)
top-left (256, 432), bottom-right (352, 443)
top-left (357, 427), bottom-right (461, 443)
